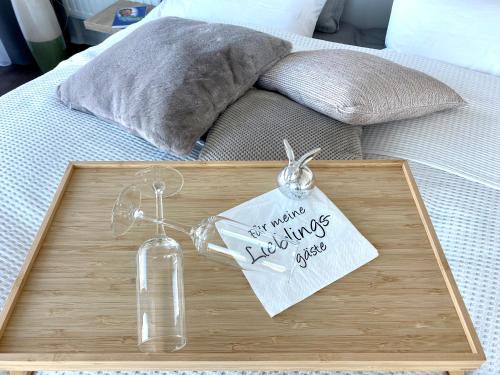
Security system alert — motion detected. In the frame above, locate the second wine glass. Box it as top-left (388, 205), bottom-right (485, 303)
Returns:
top-left (112, 184), bottom-right (298, 278)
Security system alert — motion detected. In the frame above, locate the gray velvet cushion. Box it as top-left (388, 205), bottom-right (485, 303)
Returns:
top-left (257, 49), bottom-right (465, 126)
top-left (315, 0), bottom-right (345, 33)
top-left (56, 17), bottom-right (291, 155)
top-left (199, 89), bottom-right (362, 161)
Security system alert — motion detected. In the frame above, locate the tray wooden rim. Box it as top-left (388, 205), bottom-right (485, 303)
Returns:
top-left (0, 160), bottom-right (485, 371)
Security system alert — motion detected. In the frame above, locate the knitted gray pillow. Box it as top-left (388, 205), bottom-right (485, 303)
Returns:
top-left (199, 89), bottom-right (362, 161)
top-left (57, 17), bottom-right (291, 155)
top-left (257, 49), bottom-right (465, 126)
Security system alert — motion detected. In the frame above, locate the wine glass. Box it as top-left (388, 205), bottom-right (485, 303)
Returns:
top-left (111, 166), bottom-right (182, 237)
top-left (112, 184), bottom-right (298, 277)
top-left (131, 167), bottom-right (187, 352)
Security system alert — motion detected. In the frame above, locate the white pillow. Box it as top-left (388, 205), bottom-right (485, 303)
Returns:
top-left (386, 0), bottom-right (500, 76)
top-left (147, 0), bottom-right (327, 37)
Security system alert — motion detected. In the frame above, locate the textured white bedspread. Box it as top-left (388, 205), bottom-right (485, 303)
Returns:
top-left (0, 15), bottom-right (499, 375)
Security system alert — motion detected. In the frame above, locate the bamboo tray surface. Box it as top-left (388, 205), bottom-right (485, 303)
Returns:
top-left (0, 161), bottom-right (484, 372)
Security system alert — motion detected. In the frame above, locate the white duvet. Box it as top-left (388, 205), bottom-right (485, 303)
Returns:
top-left (0, 11), bottom-right (499, 375)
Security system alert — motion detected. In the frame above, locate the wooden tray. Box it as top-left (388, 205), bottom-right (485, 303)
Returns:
top-left (0, 161), bottom-right (484, 374)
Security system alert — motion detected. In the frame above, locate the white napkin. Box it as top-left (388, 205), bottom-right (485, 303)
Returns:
top-left (218, 187), bottom-right (379, 317)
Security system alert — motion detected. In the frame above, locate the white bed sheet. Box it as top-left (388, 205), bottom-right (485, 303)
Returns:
top-left (0, 14), bottom-right (499, 375)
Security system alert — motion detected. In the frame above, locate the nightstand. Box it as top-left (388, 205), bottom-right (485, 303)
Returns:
top-left (84, 0), bottom-right (154, 35)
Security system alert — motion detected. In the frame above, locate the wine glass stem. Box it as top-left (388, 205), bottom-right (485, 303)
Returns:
top-left (140, 214), bottom-right (192, 237)
top-left (155, 189), bottom-right (166, 237)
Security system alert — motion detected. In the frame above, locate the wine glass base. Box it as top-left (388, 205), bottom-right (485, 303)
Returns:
top-left (135, 166), bottom-right (184, 199)
top-left (111, 185), bottom-right (142, 237)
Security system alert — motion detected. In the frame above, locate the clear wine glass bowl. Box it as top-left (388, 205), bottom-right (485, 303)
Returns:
top-left (136, 236), bottom-right (186, 353)
top-left (192, 216), bottom-right (296, 275)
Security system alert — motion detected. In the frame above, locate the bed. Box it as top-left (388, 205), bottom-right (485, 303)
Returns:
top-left (0, 9), bottom-right (499, 375)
